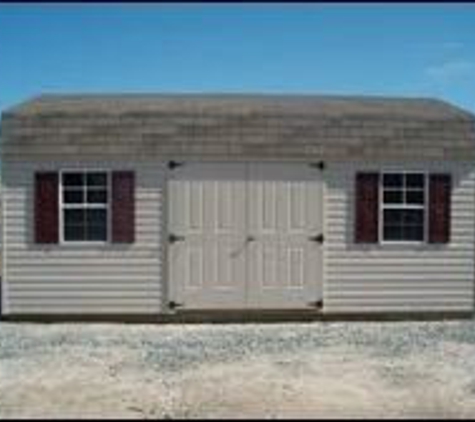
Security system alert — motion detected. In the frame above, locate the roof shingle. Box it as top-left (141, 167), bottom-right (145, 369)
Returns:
top-left (2, 93), bottom-right (475, 161)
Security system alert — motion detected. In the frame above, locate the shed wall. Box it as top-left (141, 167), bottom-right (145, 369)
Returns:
top-left (2, 161), bottom-right (165, 315)
top-left (324, 161), bottom-right (475, 313)
top-left (2, 158), bottom-right (475, 316)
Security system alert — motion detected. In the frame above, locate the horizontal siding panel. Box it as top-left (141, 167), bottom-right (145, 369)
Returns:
top-left (327, 274), bottom-right (471, 281)
top-left (9, 291), bottom-right (161, 299)
top-left (326, 258), bottom-right (473, 266)
top-left (8, 306), bottom-right (161, 314)
top-left (326, 248), bottom-right (474, 256)
top-left (327, 287), bottom-right (473, 295)
top-left (324, 298), bottom-right (474, 306)
top-left (324, 305), bottom-right (474, 314)
top-left (7, 275), bottom-right (160, 282)
top-left (7, 297), bottom-right (161, 305)
top-left (327, 291), bottom-right (473, 299)
top-left (326, 267), bottom-right (473, 275)
top-left (10, 284), bottom-right (160, 292)
top-left (326, 280), bottom-right (474, 286)
top-left (7, 267), bottom-right (159, 275)
top-left (6, 241), bottom-right (161, 249)
top-left (7, 258), bottom-right (160, 266)
top-left (6, 250), bottom-right (161, 259)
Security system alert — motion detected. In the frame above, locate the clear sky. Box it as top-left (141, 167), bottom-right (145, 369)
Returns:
top-left (1, 4), bottom-right (475, 113)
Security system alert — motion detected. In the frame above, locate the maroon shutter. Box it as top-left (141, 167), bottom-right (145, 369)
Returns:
top-left (355, 172), bottom-right (379, 243)
top-left (112, 171), bottom-right (135, 243)
top-left (429, 174), bottom-right (451, 244)
top-left (35, 172), bottom-right (59, 244)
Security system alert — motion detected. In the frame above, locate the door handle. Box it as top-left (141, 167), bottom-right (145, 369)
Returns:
top-left (246, 235), bottom-right (256, 243)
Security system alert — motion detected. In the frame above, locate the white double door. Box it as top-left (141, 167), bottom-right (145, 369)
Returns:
top-left (168, 163), bottom-right (323, 310)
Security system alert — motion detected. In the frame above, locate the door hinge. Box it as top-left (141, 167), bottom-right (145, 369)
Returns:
top-left (308, 299), bottom-right (323, 309)
top-left (309, 161), bottom-right (325, 170)
top-left (168, 160), bottom-right (184, 170)
top-left (168, 301), bottom-right (184, 310)
top-left (309, 233), bottom-right (324, 244)
top-left (168, 233), bottom-right (185, 243)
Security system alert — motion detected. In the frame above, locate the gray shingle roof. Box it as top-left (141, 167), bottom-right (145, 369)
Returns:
top-left (5, 93), bottom-right (474, 120)
top-left (2, 93), bottom-right (475, 161)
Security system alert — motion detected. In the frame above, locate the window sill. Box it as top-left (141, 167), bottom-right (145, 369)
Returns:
top-left (351, 241), bottom-right (448, 251)
top-left (380, 241), bottom-right (425, 245)
top-left (59, 241), bottom-right (110, 246)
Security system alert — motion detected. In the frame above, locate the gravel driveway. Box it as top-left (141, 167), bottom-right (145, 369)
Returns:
top-left (2, 320), bottom-right (475, 419)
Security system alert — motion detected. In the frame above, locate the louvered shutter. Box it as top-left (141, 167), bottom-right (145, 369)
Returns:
top-left (355, 172), bottom-right (379, 243)
top-left (111, 171), bottom-right (135, 243)
top-left (429, 173), bottom-right (451, 244)
top-left (35, 172), bottom-right (59, 244)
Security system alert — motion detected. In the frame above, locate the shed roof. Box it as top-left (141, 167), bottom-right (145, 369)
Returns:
top-left (5, 93), bottom-right (474, 120)
top-left (2, 93), bottom-right (475, 161)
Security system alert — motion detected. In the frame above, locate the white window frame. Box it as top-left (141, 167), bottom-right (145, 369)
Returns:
top-left (59, 169), bottom-right (111, 245)
top-left (379, 171), bottom-right (428, 245)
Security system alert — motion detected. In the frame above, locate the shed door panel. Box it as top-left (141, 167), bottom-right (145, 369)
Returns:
top-left (168, 163), bottom-right (247, 309)
top-left (247, 164), bottom-right (323, 308)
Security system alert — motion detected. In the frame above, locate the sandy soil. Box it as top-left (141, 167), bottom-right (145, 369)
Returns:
top-left (2, 321), bottom-right (475, 419)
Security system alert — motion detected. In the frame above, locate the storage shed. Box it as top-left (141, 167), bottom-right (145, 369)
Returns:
top-left (1, 94), bottom-right (475, 319)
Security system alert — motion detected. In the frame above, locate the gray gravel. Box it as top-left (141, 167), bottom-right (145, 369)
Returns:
top-left (2, 320), bottom-right (475, 418)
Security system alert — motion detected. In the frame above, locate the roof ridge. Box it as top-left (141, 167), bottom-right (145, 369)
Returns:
top-left (29, 92), bottom-right (440, 101)
top-left (3, 93), bottom-right (474, 121)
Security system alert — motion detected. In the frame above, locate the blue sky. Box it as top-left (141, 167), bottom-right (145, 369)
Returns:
top-left (1, 4), bottom-right (475, 113)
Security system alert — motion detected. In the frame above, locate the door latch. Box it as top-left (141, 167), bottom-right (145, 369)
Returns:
top-left (309, 233), bottom-right (324, 244)
top-left (168, 233), bottom-right (185, 243)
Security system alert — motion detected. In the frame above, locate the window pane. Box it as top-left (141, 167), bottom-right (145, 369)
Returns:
top-left (403, 209), bottom-right (424, 225)
top-left (383, 209), bottom-right (424, 241)
top-left (64, 225), bottom-right (85, 241)
top-left (383, 174), bottom-right (403, 188)
top-left (384, 225), bottom-right (403, 241)
top-left (406, 174), bottom-right (424, 188)
top-left (64, 209), bottom-right (85, 241)
top-left (86, 209), bottom-right (107, 241)
top-left (383, 190), bottom-right (403, 204)
top-left (87, 173), bottom-right (107, 187)
top-left (384, 209), bottom-right (403, 225)
top-left (403, 225), bottom-right (424, 241)
top-left (63, 173), bottom-right (84, 187)
top-left (64, 189), bottom-right (84, 204)
top-left (86, 224), bottom-right (107, 241)
top-left (87, 189), bottom-right (107, 204)
top-left (86, 209), bottom-right (107, 226)
top-left (64, 209), bottom-right (85, 226)
top-left (405, 190), bottom-right (424, 205)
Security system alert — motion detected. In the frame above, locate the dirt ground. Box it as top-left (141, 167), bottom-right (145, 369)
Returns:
top-left (2, 320), bottom-right (475, 419)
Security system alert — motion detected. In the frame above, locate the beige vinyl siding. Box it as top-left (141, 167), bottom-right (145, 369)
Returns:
top-left (324, 161), bottom-right (475, 314)
top-left (2, 161), bottom-right (165, 315)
